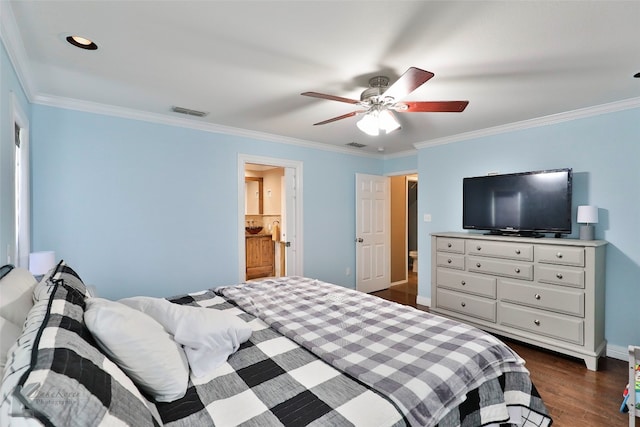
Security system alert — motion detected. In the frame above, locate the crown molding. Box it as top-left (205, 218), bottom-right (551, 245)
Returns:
top-left (34, 93), bottom-right (384, 158)
top-left (0, 1), bottom-right (36, 102)
top-left (415, 97), bottom-right (640, 150)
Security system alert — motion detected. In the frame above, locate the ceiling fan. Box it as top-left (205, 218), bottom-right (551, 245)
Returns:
top-left (301, 67), bottom-right (468, 136)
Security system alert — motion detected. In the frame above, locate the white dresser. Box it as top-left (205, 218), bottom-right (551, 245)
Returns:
top-left (430, 232), bottom-right (607, 370)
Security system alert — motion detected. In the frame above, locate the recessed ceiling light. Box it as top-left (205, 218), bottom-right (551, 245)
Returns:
top-left (66, 35), bottom-right (98, 50)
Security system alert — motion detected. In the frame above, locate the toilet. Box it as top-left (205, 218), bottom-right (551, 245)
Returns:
top-left (409, 251), bottom-right (418, 273)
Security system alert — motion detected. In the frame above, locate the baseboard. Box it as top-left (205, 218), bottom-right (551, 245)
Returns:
top-left (606, 343), bottom-right (628, 361)
top-left (416, 295), bottom-right (431, 307)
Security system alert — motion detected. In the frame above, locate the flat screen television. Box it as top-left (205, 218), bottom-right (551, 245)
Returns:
top-left (463, 168), bottom-right (573, 237)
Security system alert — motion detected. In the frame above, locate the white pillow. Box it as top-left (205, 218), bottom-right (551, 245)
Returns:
top-left (84, 298), bottom-right (189, 402)
top-left (0, 268), bottom-right (37, 326)
top-left (0, 316), bottom-right (22, 370)
top-left (120, 296), bottom-right (252, 378)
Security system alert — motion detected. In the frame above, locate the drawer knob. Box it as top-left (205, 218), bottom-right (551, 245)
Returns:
top-left (476, 246), bottom-right (482, 251)
top-left (515, 249), bottom-right (521, 255)
top-left (476, 262), bottom-right (481, 268)
top-left (534, 293), bottom-right (541, 300)
top-left (556, 252), bottom-right (563, 259)
top-left (514, 268), bottom-right (521, 274)
top-left (447, 243), bottom-right (452, 248)
top-left (461, 280), bottom-right (466, 286)
top-left (534, 319), bottom-right (541, 326)
top-left (556, 273), bottom-right (563, 279)
top-left (447, 258), bottom-right (452, 264)
top-left (461, 302), bottom-right (466, 307)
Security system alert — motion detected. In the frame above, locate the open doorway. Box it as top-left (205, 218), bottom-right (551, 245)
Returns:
top-left (380, 173), bottom-right (417, 306)
top-left (244, 164), bottom-right (284, 280)
top-left (238, 155), bottom-right (303, 282)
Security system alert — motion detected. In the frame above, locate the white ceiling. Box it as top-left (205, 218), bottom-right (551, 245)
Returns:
top-left (4, 1), bottom-right (640, 155)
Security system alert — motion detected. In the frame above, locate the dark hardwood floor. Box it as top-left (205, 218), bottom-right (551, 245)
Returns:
top-left (372, 272), bottom-right (629, 427)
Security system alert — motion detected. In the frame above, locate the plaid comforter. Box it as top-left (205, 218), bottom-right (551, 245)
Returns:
top-left (6, 270), bottom-right (550, 427)
top-left (161, 290), bottom-right (406, 426)
top-left (7, 279), bottom-right (405, 427)
top-left (217, 277), bottom-right (552, 427)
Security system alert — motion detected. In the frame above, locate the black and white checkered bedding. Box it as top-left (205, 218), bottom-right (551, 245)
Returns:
top-left (160, 290), bottom-right (406, 426)
top-left (216, 277), bottom-right (552, 427)
top-left (7, 277), bottom-right (405, 426)
top-left (7, 270), bottom-right (551, 427)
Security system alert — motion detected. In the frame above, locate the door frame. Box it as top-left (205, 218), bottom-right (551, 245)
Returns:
top-left (388, 170), bottom-right (418, 286)
top-left (237, 154), bottom-right (304, 281)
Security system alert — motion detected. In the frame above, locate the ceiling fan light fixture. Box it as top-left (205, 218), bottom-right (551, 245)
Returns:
top-left (357, 109), bottom-right (400, 136)
top-left (356, 112), bottom-right (380, 136)
top-left (379, 109), bottom-right (401, 133)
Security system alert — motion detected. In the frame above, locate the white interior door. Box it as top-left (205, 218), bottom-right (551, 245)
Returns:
top-left (355, 173), bottom-right (390, 293)
top-left (281, 167), bottom-right (297, 275)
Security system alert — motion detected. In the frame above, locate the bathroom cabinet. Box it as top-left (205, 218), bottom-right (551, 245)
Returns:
top-left (246, 235), bottom-right (275, 279)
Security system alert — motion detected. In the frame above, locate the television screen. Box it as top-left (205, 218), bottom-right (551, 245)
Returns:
top-left (463, 168), bottom-right (572, 236)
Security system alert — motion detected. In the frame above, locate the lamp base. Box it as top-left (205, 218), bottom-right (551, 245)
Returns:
top-left (579, 225), bottom-right (595, 240)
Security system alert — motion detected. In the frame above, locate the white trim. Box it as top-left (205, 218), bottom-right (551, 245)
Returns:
top-left (415, 96), bottom-right (640, 149)
top-left (33, 94), bottom-right (381, 158)
top-left (417, 295), bottom-right (431, 307)
top-left (606, 343), bottom-right (628, 362)
top-left (238, 154), bottom-right (304, 281)
top-left (386, 169), bottom-right (418, 177)
top-left (11, 92), bottom-right (30, 268)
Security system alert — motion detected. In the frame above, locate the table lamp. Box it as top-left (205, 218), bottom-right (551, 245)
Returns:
top-left (577, 206), bottom-right (598, 240)
top-left (29, 251), bottom-right (56, 279)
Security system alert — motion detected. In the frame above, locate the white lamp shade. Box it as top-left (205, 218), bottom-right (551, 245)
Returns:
top-left (356, 113), bottom-right (379, 136)
top-left (378, 110), bottom-right (401, 133)
top-left (29, 251), bottom-right (56, 276)
top-left (577, 205), bottom-right (598, 224)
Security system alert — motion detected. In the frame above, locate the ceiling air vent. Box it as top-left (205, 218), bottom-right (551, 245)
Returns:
top-left (346, 142), bottom-right (367, 148)
top-left (171, 106), bottom-right (209, 117)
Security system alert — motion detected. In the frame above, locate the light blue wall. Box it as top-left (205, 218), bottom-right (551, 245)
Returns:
top-left (0, 40), bottom-right (31, 265)
top-left (30, 105), bottom-right (383, 299)
top-left (417, 108), bottom-right (640, 349)
top-left (383, 152), bottom-right (418, 175)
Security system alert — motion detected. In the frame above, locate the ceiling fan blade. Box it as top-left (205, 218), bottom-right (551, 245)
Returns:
top-left (398, 100), bottom-right (469, 112)
top-left (382, 67), bottom-right (435, 101)
top-left (301, 92), bottom-right (360, 105)
top-left (313, 111), bottom-right (365, 125)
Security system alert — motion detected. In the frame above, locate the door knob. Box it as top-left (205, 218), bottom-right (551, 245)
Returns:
top-left (355, 237), bottom-right (364, 243)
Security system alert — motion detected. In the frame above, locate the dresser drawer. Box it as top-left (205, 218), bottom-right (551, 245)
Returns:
top-left (436, 253), bottom-right (465, 270)
top-left (468, 256), bottom-right (533, 281)
top-left (536, 245), bottom-right (584, 267)
top-left (437, 288), bottom-right (496, 322)
top-left (436, 268), bottom-right (496, 298)
top-left (467, 240), bottom-right (533, 261)
top-left (436, 237), bottom-right (465, 254)
top-left (499, 302), bottom-right (584, 345)
top-left (536, 265), bottom-right (585, 289)
top-left (498, 279), bottom-right (584, 317)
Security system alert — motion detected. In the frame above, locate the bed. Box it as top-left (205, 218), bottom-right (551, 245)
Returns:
top-left (0, 261), bottom-right (552, 427)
